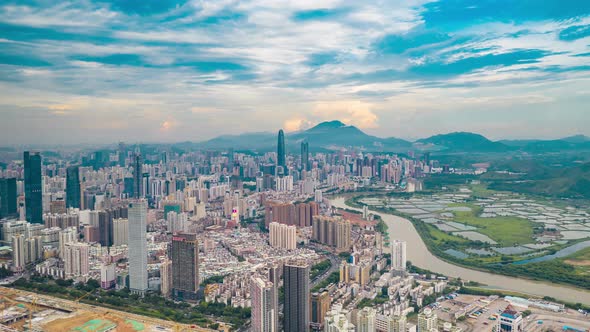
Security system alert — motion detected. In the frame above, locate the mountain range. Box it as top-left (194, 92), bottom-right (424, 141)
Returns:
top-left (197, 120), bottom-right (590, 153)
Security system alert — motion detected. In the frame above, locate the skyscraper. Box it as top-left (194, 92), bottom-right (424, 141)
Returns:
top-left (24, 151), bottom-right (43, 223)
top-left (277, 129), bottom-right (285, 170)
top-left (391, 240), bottom-right (407, 271)
top-left (250, 276), bottom-right (277, 332)
top-left (128, 200), bottom-right (148, 295)
top-left (133, 152), bottom-right (143, 199)
top-left (301, 141), bottom-right (309, 171)
top-left (0, 177), bottom-right (17, 218)
top-left (66, 166), bottom-right (81, 209)
top-left (171, 233), bottom-right (199, 301)
top-left (283, 260), bottom-right (310, 332)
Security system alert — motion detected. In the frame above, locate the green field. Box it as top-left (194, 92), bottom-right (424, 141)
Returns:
top-left (563, 247), bottom-right (590, 276)
top-left (450, 204), bottom-right (536, 246)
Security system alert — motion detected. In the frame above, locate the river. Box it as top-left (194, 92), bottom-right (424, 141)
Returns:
top-left (331, 196), bottom-right (590, 305)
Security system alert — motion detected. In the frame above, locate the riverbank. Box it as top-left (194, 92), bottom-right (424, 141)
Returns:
top-left (330, 196), bottom-right (590, 304)
top-left (343, 194), bottom-right (590, 291)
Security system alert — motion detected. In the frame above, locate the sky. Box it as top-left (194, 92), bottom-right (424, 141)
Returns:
top-left (1, 0), bottom-right (589, 144)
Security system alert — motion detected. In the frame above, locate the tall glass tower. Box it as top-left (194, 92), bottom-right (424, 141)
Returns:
top-left (66, 166), bottom-right (81, 209)
top-left (277, 129), bottom-right (285, 169)
top-left (301, 142), bottom-right (309, 171)
top-left (24, 151), bottom-right (43, 223)
top-left (283, 260), bottom-right (310, 332)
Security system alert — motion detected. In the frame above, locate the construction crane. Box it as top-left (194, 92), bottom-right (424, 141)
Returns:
top-left (74, 290), bottom-right (94, 303)
top-left (0, 294), bottom-right (37, 331)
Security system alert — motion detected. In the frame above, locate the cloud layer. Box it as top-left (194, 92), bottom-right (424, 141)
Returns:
top-left (0, 0), bottom-right (589, 144)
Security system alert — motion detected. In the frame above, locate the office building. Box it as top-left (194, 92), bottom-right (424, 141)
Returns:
top-left (269, 222), bottom-right (296, 250)
top-left (66, 166), bottom-right (81, 209)
top-left (0, 178), bottom-right (17, 218)
top-left (417, 308), bottom-right (437, 332)
top-left (391, 240), bottom-right (407, 271)
top-left (283, 260), bottom-right (310, 332)
top-left (277, 129), bottom-right (285, 171)
top-left (301, 141), bottom-right (309, 171)
top-left (311, 290), bottom-right (330, 330)
top-left (128, 200), bottom-right (148, 295)
top-left (498, 306), bottom-right (523, 332)
top-left (112, 218), bottom-right (128, 246)
top-left (171, 233), bottom-right (199, 301)
top-left (133, 153), bottom-right (143, 199)
top-left (24, 151), bottom-right (43, 223)
top-left (312, 216), bottom-right (351, 251)
top-left (250, 276), bottom-right (277, 332)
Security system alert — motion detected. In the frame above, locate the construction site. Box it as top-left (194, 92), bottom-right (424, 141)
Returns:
top-left (0, 287), bottom-right (216, 332)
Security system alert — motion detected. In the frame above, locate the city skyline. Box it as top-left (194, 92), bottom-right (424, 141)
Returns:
top-left (0, 1), bottom-right (589, 144)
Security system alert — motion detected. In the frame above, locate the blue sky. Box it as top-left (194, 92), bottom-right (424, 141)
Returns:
top-left (0, 0), bottom-right (589, 144)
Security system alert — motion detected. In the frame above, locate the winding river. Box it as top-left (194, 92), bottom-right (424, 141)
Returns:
top-left (331, 196), bottom-right (590, 305)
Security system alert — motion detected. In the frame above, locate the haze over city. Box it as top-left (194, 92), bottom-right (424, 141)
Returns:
top-left (1, 2), bottom-right (590, 332)
top-left (1, 0), bottom-right (590, 144)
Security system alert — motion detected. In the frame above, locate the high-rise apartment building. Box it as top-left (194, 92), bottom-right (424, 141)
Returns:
top-left (64, 242), bottom-right (89, 277)
top-left (269, 222), bottom-right (296, 250)
top-left (250, 276), bottom-right (277, 332)
top-left (356, 307), bottom-right (376, 332)
top-left (128, 200), bottom-right (148, 295)
top-left (171, 233), bottom-right (199, 301)
top-left (160, 259), bottom-right (172, 298)
top-left (59, 227), bottom-right (77, 259)
top-left (310, 290), bottom-right (330, 330)
top-left (312, 216), bottom-right (351, 251)
top-left (11, 234), bottom-right (26, 271)
top-left (417, 308), bottom-right (437, 332)
top-left (0, 178), bottom-right (17, 218)
top-left (24, 151), bottom-right (43, 223)
top-left (391, 240), bottom-right (407, 271)
top-left (375, 314), bottom-right (407, 332)
top-left (283, 260), bottom-right (310, 332)
top-left (112, 218), bottom-right (128, 246)
top-left (66, 166), bottom-right (81, 209)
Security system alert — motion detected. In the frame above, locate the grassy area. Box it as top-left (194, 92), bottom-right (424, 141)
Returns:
top-left (427, 224), bottom-right (470, 246)
top-left (451, 204), bottom-right (536, 246)
top-left (563, 247), bottom-right (590, 276)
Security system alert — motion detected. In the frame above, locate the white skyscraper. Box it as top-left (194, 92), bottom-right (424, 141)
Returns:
top-left (128, 199), bottom-right (148, 295)
top-left (391, 240), bottom-right (407, 271)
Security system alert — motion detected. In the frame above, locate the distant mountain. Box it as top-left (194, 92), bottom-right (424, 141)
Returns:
top-left (417, 132), bottom-right (509, 152)
top-left (198, 120), bottom-right (411, 152)
top-left (489, 162), bottom-right (590, 199)
top-left (561, 135), bottom-right (590, 143)
top-left (289, 121), bottom-right (411, 151)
